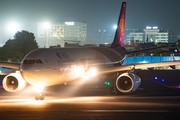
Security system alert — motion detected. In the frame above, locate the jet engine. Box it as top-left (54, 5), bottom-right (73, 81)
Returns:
top-left (2, 71), bottom-right (27, 92)
top-left (116, 72), bottom-right (141, 93)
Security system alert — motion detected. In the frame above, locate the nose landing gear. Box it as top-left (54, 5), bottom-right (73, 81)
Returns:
top-left (34, 83), bottom-right (45, 100)
top-left (35, 92), bottom-right (45, 100)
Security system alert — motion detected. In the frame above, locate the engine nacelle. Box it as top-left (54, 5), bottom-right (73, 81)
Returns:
top-left (116, 72), bottom-right (141, 93)
top-left (2, 71), bottom-right (27, 92)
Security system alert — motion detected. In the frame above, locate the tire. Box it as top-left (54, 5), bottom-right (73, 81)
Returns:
top-left (39, 93), bottom-right (45, 100)
top-left (35, 93), bottom-right (39, 100)
top-left (114, 84), bottom-right (122, 95)
top-left (108, 87), bottom-right (115, 95)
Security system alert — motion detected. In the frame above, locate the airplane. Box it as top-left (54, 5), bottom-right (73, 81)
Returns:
top-left (1, 2), bottom-right (180, 100)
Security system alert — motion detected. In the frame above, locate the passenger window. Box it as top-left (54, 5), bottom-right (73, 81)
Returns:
top-left (29, 60), bottom-right (35, 64)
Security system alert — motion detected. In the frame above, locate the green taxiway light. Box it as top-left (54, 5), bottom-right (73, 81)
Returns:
top-left (105, 82), bottom-right (110, 85)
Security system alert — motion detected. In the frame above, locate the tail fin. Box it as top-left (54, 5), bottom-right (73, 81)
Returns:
top-left (111, 2), bottom-right (126, 48)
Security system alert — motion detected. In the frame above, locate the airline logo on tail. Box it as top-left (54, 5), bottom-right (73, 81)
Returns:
top-left (120, 15), bottom-right (125, 36)
top-left (111, 2), bottom-right (126, 48)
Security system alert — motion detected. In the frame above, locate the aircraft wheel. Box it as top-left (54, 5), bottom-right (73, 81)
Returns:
top-left (35, 93), bottom-right (40, 100)
top-left (108, 87), bottom-right (115, 95)
top-left (39, 93), bottom-right (45, 100)
top-left (115, 89), bottom-right (122, 95)
top-left (35, 93), bottom-right (45, 100)
top-left (114, 84), bottom-right (122, 95)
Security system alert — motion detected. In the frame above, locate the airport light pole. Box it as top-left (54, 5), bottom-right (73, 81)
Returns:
top-left (113, 25), bottom-right (117, 29)
top-left (44, 22), bottom-right (50, 48)
top-left (7, 22), bottom-right (20, 39)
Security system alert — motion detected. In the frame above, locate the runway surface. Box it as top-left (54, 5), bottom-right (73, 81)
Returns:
top-left (1, 95), bottom-right (180, 120)
top-left (0, 78), bottom-right (180, 120)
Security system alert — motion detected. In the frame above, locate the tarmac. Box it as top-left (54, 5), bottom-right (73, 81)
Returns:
top-left (0, 77), bottom-right (180, 120)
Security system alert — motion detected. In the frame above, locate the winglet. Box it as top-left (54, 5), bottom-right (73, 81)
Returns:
top-left (111, 2), bottom-right (126, 48)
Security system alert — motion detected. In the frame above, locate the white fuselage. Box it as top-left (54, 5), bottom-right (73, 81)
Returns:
top-left (20, 47), bottom-right (126, 86)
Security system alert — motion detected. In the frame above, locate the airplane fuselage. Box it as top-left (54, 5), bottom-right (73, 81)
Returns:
top-left (20, 47), bottom-right (126, 86)
top-left (1, 2), bottom-right (143, 100)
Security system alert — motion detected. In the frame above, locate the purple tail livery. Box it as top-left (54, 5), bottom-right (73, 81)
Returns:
top-left (111, 2), bottom-right (126, 48)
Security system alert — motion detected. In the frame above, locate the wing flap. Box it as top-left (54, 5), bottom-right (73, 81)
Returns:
top-left (0, 61), bottom-right (20, 69)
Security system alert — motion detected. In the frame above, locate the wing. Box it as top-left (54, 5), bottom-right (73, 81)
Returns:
top-left (0, 61), bottom-right (20, 69)
top-left (98, 60), bottom-right (180, 75)
top-left (125, 46), bottom-right (162, 54)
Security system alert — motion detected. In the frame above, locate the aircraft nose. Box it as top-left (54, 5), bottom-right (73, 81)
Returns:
top-left (21, 66), bottom-right (40, 84)
top-left (21, 62), bottom-right (32, 70)
top-left (20, 61), bottom-right (40, 81)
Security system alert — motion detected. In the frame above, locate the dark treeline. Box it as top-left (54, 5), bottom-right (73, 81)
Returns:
top-left (0, 30), bottom-right (38, 62)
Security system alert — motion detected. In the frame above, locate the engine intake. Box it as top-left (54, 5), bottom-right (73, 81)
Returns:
top-left (3, 72), bottom-right (26, 92)
top-left (116, 72), bottom-right (141, 93)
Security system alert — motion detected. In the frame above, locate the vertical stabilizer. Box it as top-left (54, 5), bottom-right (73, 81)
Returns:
top-left (111, 2), bottom-right (126, 48)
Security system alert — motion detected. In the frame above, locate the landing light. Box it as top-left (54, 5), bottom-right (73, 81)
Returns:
top-left (161, 79), bottom-right (165, 82)
top-left (155, 77), bottom-right (157, 80)
top-left (34, 83), bottom-right (45, 93)
top-left (76, 67), bottom-right (85, 74)
top-left (72, 66), bottom-right (85, 75)
top-left (87, 68), bottom-right (97, 77)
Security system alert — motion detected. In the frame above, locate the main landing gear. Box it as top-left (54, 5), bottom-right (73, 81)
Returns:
top-left (35, 92), bottom-right (45, 100)
top-left (108, 84), bottom-right (122, 95)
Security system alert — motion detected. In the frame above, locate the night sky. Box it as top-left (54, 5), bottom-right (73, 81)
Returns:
top-left (0, 0), bottom-right (180, 41)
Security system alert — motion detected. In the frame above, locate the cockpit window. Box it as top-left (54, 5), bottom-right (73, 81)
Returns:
top-left (23, 59), bottom-right (43, 64)
top-left (36, 59), bottom-right (40, 63)
top-left (23, 60), bottom-right (29, 64)
top-left (29, 60), bottom-right (35, 64)
top-left (39, 59), bottom-right (43, 63)
top-left (36, 59), bottom-right (43, 64)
